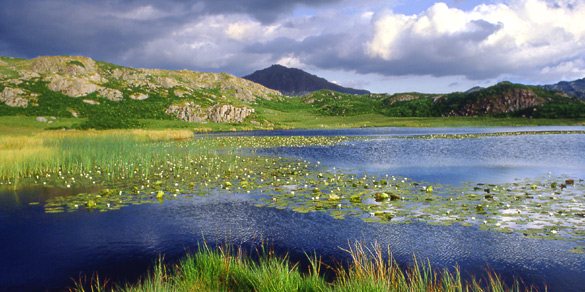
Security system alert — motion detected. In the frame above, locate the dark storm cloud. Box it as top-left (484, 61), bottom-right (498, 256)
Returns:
top-left (0, 0), bottom-right (179, 60)
top-left (243, 19), bottom-right (507, 80)
top-left (0, 0), bottom-right (339, 62)
top-left (2, 0), bottom-right (584, 87)
top-left (200, 0), bottom-right (340, 23)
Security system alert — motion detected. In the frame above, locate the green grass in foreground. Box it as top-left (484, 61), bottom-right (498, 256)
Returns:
top-left (73, 242), bottom-right (539, 292)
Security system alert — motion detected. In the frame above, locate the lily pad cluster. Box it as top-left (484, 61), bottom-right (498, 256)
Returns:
top-left (398, 130), bottom-right (585, 140)
top-left (252, 169), bottom-right (585, 242)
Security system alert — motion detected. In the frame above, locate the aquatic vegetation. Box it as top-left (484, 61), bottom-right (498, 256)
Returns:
top-left (72, 241), bottom-right (537, 292)
top-left (3, 130), bottom-right (585, 248)
top-left (398, 130), bottom-right (585, 140)
top-left (253, 165), bottom-right (585, 243)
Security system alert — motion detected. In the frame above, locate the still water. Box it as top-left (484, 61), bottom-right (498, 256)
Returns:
top-left (2, 126), bottom-right (585, 291)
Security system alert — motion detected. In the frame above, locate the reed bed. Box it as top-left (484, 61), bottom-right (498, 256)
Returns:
top-left (71, 241), bottom-right (539, 292)
top-left (0, 129), bottom-right (199, 181)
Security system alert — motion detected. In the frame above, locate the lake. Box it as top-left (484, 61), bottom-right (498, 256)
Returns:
top-left (1, 126), bottom-right (585, 291)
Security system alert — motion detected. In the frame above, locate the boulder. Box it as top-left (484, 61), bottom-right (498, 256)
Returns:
top-left (45, 75), bottom-right (123, 100)
top-left (206, 104), bottom-right (254, 123)
top-left (156, 76), bottom-right (180, 88)
top-left (46, 75), bottom-right (101, 97)
top-left (165, 102), bottom-right (207, 123)
top-left (165, 102), bottom-right (255, 123)
top-left (36, 117), bottom-right (47, 122)
top-left (0, 87), bottom-right (32, 107)
top-left (98, 88), bottom-right (123, 101)
top-left (173, 88), bottom-right (192, 97)
top-left (7, 79), bottom-right (23, 86)
top-left (83, 99), bottom-right (100, 105)
top-left (130, 93), bottom-right (149, 100)
top-left (18, 71), bottom-right (40, 80)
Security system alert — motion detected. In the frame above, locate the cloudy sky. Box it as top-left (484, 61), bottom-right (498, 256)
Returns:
top-left (1, 0), bottom-right (584, 93)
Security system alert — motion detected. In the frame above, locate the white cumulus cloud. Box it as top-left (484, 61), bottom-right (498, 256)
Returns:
top-left (364, 0), bottom-right (585, 81)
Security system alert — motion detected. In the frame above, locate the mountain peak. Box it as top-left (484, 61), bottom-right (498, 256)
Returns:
top-left (243, 65), bottom-right (370, 96)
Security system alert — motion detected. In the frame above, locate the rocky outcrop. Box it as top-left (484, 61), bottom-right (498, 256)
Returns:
top-left (46, 75), bottom-right (102, 97)
top-left (45, 74), bottom-right (123, 100)
top-left (31, 56), bottom-right (97, 75)
top-left (453, 88), bottom-right (545, 116)
top-left (155, 76), bottom-right (180, 88)
top-left (165, 102), bottom-right (207, 123)
top-left (129, 93), bottom-right (149, 100)
top-left (166, 103), bottom-right (254, 123)
top-left (207, 104), bottom-right (254, 123)
top-left (98, 88), bottom-right (124, 101)
top-left (383, 94), bottom-right (422, 105)
top-left (0, 87), bottom-right (36, 107)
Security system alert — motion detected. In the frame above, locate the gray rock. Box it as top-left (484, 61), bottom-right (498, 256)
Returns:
top-left (30, 56), bottom-right (97, 75)
top-left (165, 102), bottom-right (207, 123)
top-left (83, 99), bottom-right (100, 105)
top-left (165, 102), bottom-right (254, 123)
top-left (46, 75), bottom-right (101, 97)
top-left (0, 87), bottom-right (31, 107)
top-left (37, 117), bottom-right (47, 122)
top-left (98, 88), bottom-right (123, 101)
top-left (156, 76), bottom-right (180, 88)
top-left (206, 104), bottom-right (254, 123)
top-left (130, 93), bottom-right (149, 100)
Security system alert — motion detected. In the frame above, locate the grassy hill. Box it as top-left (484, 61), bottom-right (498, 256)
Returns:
top-left (0, 55), bottom-right (281, 130)
top-left (257, 82), bottom-right (585, 119)
top-left (1, 56), bottom-right (585, 131)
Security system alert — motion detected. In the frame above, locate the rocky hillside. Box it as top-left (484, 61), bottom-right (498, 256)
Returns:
top-left (541, 77), bottom-right (585, 101)
top-left (243, 64), bottom-right (370, 96)
top-left (380, 82), bottom-right (585, 118)
top-left (0, 55), bottom-right (280, 127)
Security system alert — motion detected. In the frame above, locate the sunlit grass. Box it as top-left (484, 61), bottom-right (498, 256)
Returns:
top-left (253, 106), bottom-right (585, 129)
top-left (0, 128), bottom-right (199, 181)
top-left (71, 241), bottom-right (538, 292)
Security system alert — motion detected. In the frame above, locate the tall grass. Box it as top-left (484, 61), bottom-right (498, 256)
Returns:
top-left (0, 129), bottom-right (204, 182)
top-left (71, 242), bottom-right (540, 292)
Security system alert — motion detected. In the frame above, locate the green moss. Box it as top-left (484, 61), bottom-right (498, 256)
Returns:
top-left (67, 60), bottom-right (85, 68)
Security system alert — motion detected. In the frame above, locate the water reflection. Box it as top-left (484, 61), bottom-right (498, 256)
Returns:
top-left (2, 127), bottom-right (585, 292)
top-left (2, 193), bottom-right (584, 291)
top-left (257, 133), bottom-right (585, 185)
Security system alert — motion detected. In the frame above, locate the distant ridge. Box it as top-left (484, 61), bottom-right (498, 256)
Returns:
top-left (243, 64), bottom-right (370, 96)
top-left (540, 77), bottom-right (585, 101)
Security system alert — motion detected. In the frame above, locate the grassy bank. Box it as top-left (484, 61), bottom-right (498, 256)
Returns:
top-left (2, 115), bottom-right (584, 137)
top-left (73, 241), bottom-right (538, 292)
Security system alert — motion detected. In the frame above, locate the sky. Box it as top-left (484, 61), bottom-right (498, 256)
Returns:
top-left (1, 0), bottom-right (584, 94)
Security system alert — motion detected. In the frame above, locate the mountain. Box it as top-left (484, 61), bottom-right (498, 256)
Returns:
top-left (0, 55), bottom-right (281, 127)
top-left (243, 64), bottom-right (370, 96)
top-left (540, 77), bottom-right (585, 101)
